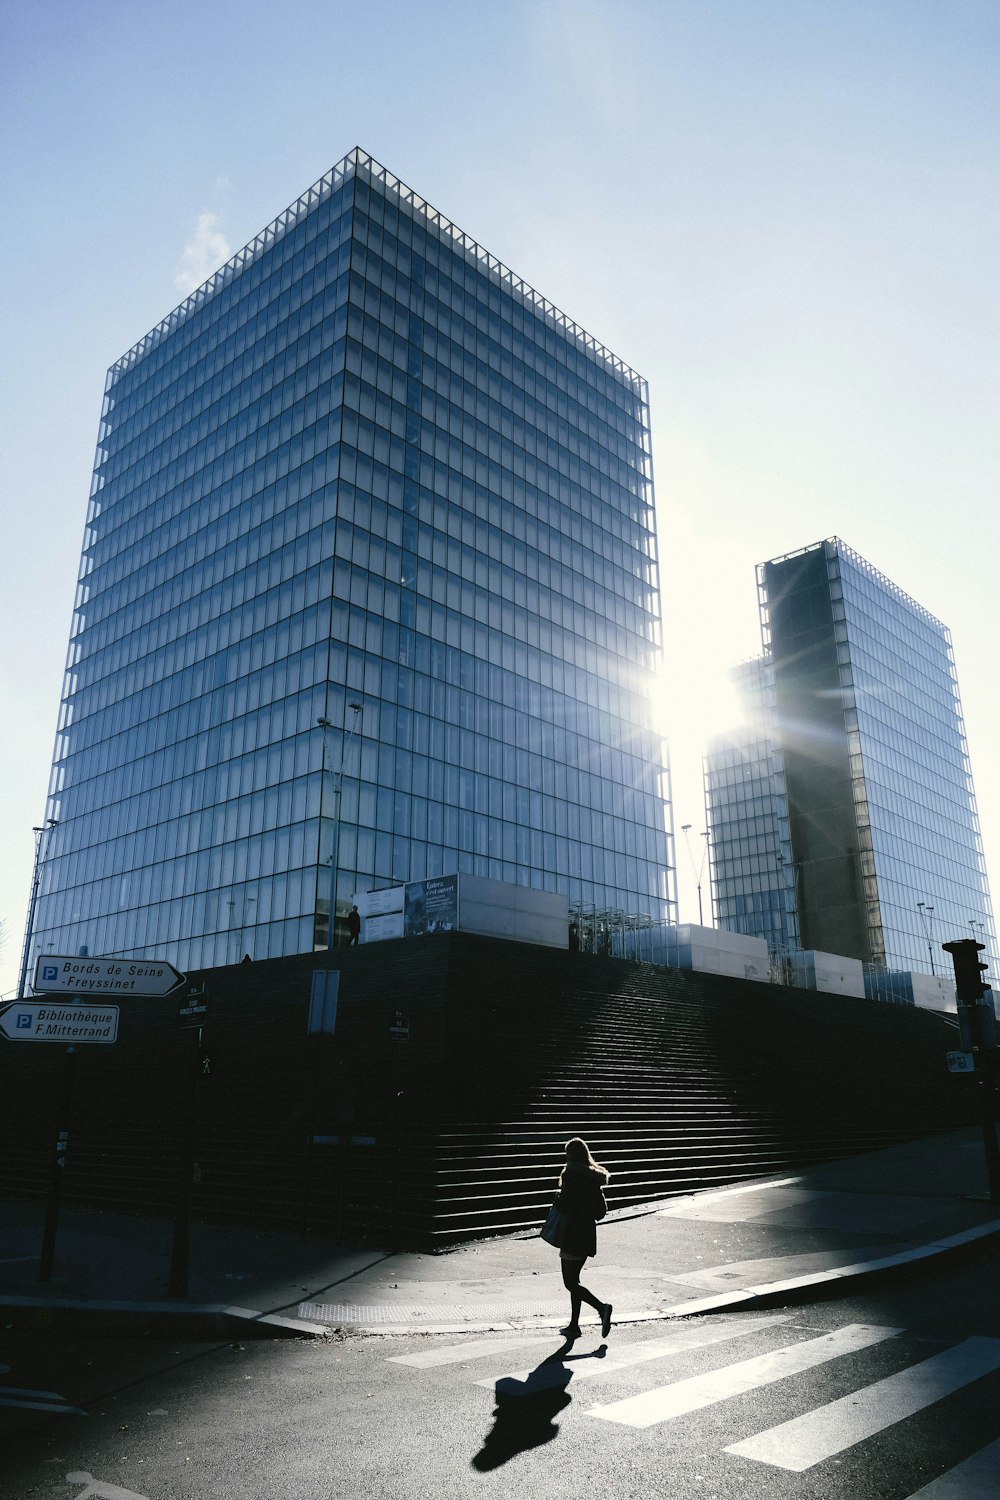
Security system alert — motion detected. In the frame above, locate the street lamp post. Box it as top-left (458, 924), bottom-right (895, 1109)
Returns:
top-left (917, 901), bottom-right (936, 976)
top-left (681, 824), bottom-right (710, 927)
top-left (17, 819), bottom-right (58, 997)
top-left (319, 702), bottom-right (362, 952)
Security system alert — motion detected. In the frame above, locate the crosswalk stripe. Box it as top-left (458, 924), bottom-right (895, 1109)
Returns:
top-left (587, 1323), bottom-right (901, 1429)
top-left (727, 1336), bottom-right (1000, 1473)
top-left (479, 1315), bottom-right (794, 1395)
top-left (904, 1437), bottom-right (1000, 1498)
top-left (388, 1335), bottom-right (555, 1369)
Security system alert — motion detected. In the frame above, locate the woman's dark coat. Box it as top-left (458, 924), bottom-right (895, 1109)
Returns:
top-left (555, 1162), bottom-right (608, 1258)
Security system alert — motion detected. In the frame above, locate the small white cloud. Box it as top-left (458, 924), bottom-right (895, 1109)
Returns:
top-left (174, 211), bottom-right (232, 295)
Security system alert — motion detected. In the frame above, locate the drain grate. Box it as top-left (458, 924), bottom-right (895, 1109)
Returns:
top-left (301, 1299), bottom-right (580, 1325)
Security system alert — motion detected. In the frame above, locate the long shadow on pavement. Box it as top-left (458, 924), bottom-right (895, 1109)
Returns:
top-left (471, 1339), bottom-right (608, 1471)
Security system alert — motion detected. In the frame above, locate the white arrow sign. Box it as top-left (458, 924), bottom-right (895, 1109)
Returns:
top-left (0, 1002), bottom-right (119, 1044)
top-left (33, 956), bottom-right (185, 997)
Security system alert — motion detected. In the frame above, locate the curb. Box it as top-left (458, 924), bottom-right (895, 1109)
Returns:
top-left (0, 1295), bottom-right (329, 1340)
top-left (5, 1218), bottom-right (999, 1341)
top-left (663, 1215), bottom-right (1000, 1316)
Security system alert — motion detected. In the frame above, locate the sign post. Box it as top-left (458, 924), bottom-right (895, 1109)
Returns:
top-left (38, 1044), bottom-right (78, 1283)
top-left (25, 953), bottom-right (184, 1278)
top-left (302, 971), bottom-right (341, 1235)
top-left (168, 983), bottom-right (208, 1298)
top-left (0, 998), bottom-right (122, 1282)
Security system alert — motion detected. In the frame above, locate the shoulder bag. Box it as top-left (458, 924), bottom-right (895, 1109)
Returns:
top-left (540, 1202), bottom-right (566, 1247)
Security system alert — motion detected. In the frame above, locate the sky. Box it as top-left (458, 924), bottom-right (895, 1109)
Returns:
top-left (1, 0), bottom-right (998, 996)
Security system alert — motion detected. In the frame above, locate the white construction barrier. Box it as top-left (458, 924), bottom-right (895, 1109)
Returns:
top-left (792, 949), bottom-right (866, 999)
top-left (354, 874), bottom-right (568, 949)
top-left (663, 924), bottom-right (770, 982)
top-left (909, 971), bottom-right (958, 1015)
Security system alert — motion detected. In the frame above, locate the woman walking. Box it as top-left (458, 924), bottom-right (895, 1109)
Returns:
top-left (554, 1137), bottom-right (613, 1341)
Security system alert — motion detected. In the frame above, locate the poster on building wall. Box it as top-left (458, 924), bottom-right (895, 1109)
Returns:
top-left (404, 874), bottom-right (458, 936)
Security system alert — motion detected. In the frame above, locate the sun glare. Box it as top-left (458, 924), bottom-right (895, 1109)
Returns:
top-left (652, 653), bottom-right (747, 749)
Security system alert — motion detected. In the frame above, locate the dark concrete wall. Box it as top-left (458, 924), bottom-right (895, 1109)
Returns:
top-left (0, 933), bottom-right (969, 1242)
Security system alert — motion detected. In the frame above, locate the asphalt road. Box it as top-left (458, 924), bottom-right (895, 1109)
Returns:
top-left (3, 1253), bottom-right (1000, 1500)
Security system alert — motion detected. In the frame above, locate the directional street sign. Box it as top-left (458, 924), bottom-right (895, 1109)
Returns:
top-left (0, 1001), bottom-right (119, 1044)
top-left (178, 1001), bottom-right (209, 1028)
top-left (33, 956), bottom-right (185, 997)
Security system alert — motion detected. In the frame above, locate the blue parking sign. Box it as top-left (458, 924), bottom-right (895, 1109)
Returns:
top-left (16, 1013), bottom-right (32, 1030)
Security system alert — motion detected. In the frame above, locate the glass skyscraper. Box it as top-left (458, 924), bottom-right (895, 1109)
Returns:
top-left (706, 538), bottom-right (994, 979)
top-left (28, 148), bottom-right (672, 976)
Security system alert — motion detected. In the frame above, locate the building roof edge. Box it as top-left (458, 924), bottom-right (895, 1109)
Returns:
top-left (106, 147), bottom-right (645, 393)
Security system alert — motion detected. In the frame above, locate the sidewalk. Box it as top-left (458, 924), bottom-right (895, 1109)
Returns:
top-left (2, 1127), bottom-right (999, 1340)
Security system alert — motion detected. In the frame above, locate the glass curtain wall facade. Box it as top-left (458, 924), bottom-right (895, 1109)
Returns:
top-left (30, 148), bottom-right (672, 976)
top-left (757, 537), bottom-right (994, 976)
top-left (824, 539), bottom-right (992, 972)
top-left (704, 657), bottom-right (798, 950)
